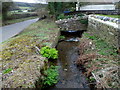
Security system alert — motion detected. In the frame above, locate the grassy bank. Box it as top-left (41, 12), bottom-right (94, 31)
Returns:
top-left (1, 19), bottom-right (60, 88)
top-left (96, 14), bottom-right (120, 18)
top-left (77, 32), bottom-right (119, 88)
top-left (2, 16), bottom-right (38, 26)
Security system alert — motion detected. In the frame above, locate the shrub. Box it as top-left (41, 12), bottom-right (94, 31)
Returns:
top-left (40, 46), bottom-right (58, 59)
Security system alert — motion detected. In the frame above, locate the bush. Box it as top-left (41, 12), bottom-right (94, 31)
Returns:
top-left (40, 46), bottom-right (58, 59)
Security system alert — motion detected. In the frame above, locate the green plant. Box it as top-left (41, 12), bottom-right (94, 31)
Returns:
top-left (3, 68), bottom-right (12, 74)
top-left (89, 77), bottom-right (96, 82)
top-left (78, 13), bottom-right (84, 17)
top-left (88, 36), bottom-right (98, 40)
top-left (84, 33), bottom-right (118, 56)
top-left (59, 35), bottom-right (65, 39)
top-left (79, 19), bottom-right (88, 24)
top-left (43, 65), bottom-right (59, 87)
top-left (95, 39), bottom-right (117, 56)
top-left (57, 14), bottom-right (73, 20)
top-left (40, 46), bottom-right (58, 59)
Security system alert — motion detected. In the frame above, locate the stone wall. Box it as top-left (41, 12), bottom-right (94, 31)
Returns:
top-left (55, 16), bottom-right (88, 31)
top-left (87, 15), bottom-right (120, 49)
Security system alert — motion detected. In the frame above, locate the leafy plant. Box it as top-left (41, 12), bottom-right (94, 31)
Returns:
top-left (3, 68), bottom-right (12, 74)
top-left (40, 46), bottom-right (58, 59)
top-left (43, 65), bottom-right (59, 87)
top-left (59, 35), bottom-right (65, 39)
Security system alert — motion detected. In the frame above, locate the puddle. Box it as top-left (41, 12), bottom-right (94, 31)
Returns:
top-left (50, 30), bottom-right (89, 88)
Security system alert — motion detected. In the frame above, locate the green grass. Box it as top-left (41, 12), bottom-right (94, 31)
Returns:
top-left (8, 11), bottom-right (36, 15)
top-left (19, 6), bottom-right (33, 10)
top-left (84, 33), bottom-right (117, 56)
top-left (3, 68), bottom-right (12, 74)
top-left (2, 16), bottom-right (38, 26)
top-left (96, 14), bottom-right (120, 18)
top-left (81, 32), bottom-right (119, 88)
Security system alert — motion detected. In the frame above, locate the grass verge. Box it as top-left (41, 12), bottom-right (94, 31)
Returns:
top-left (2, 16), bottom-right (38, 26)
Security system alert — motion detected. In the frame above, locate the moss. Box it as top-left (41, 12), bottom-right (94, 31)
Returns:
top-left (1, 19), bottom-right (60, 88)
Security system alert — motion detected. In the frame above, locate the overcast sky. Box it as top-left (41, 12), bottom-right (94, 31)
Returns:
top-left (3, 0), bottom-right (120, 3)
top-left (12, 0), bottom-right (47, 3)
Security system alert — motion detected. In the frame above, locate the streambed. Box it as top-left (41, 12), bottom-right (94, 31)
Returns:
top-left (51, 31), bottom-right (89, 88)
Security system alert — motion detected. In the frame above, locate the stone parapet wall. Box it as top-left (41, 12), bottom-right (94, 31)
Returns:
top-left (87, 15), bottom-right (120, 49)
top-left (55, 16), bottom-right (88, 31)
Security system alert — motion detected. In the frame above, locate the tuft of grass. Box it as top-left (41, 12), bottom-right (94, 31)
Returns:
top-left (3, 68), bottom-right (12, 74)
top-left (59, 35), bottom-right (65, 39)
top-left (83, 32), bottom-right (117, 56)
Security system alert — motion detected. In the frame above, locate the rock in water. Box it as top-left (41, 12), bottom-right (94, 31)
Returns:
top-left (65, 38), bottom-right (79, 42)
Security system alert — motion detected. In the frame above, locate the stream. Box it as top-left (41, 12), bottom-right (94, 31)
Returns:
top-left (50, 30), bottom-right (89, 88)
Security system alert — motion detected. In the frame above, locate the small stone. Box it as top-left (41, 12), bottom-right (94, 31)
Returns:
top-left (64, 69), bottom-right (67, 71)
top-left (89, 42), bottom-right (92, 45)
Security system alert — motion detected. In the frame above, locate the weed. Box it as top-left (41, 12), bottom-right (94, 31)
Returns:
top-left (77, 13), bottom-right (84, 17)
top-left (42, 65), bottom-right (59, 88)
top-left (40, 46), bottom-right (58, 59)
top-left (79, 19), bottom-right (88, 24)
top-left (3, 68), bottom-right (12, 74)
top-left (84, 32), bottom-right (118, 56)
top-left (89, 77), bottom-right (96, 82)
top-left (57, 14), bottom-right (73, 20)
top-left (59, 35), bottom-right (65, 39)
top-left (88, 36), bottom-right (98, 40)
top-left (95, 40), bottom-right (117, 56)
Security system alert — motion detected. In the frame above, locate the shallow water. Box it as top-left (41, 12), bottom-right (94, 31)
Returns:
top-left (51, 31), bottom-right (89, 88)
